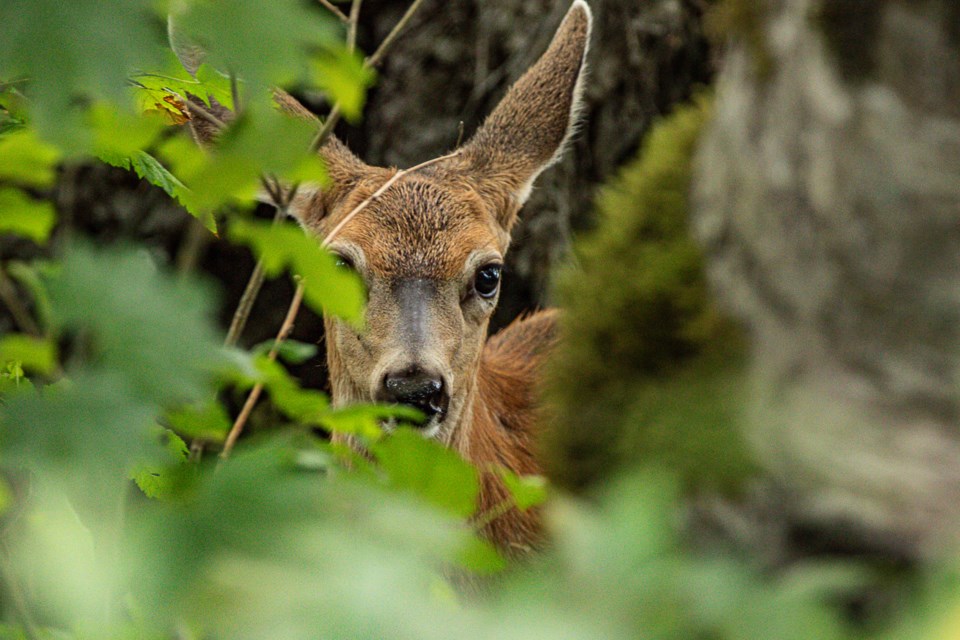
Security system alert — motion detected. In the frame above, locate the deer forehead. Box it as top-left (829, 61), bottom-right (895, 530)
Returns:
top-left (334, 178), bottom-right (506, 280)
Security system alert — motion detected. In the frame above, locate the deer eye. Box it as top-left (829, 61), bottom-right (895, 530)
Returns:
top-left (473, 263), bottom-right (502, 299)
top-left (334, 253), bottom-right (354, 270)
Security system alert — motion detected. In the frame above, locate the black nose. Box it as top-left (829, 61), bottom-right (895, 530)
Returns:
top-left (379, 367), bottom-right (449, 424)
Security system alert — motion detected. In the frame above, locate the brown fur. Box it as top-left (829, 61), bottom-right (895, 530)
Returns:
top-left (181, 1), bottom-right (591, 554)
top-left (457, 310), bottom-right (559, 554)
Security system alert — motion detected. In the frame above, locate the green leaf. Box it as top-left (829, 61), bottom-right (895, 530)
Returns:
top-left (48, 240), bottom-right (226, 404)
top-left (497, 468), bottom-right (548, 511)
top-left (0, 334), bottom-right (57, 375)
top-left (134, 57), bottom-right (235, 115)
top-left (6, 261), bottom-right (53, 331)
top-left (0, 0), bottom-right (165, 150)
top-left (99, 149), bottom-right (217, 233)
top-left (0, 188), bottom-right (57, 242)
top-left (88, 101), bottom-right (165, 159)
top-left (229, 218), bottom-right (365, 326)
top-left (372, 428), bottom-right (479, 518)
top-left (166, 400), bottom-right (231, 442)
top-left (254, 338), bottom-right (318, 364)
top-left (256, 356), bottom-right (330, 424)
top-left (131, 429), bottom-right (190, 500)
top-left (311, 47), bottom-right (375, 122)
top-left (317, 403), bottom-right (422, 439)
top-left (171, 0), bottom-right (339, 92)
top-left (160, 106), bottom-right (327, 213)
top-left (0, 128), bottom-right (60, 187)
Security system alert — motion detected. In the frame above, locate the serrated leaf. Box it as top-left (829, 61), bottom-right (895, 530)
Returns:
top-left (0, 334), bottom-right (57, 376)
top-left (0, 188), bottom-right (57, 242)
top-left (229, 219), bottom-right (365, 325)
top-left (372, 428), bottom-right (479, 518)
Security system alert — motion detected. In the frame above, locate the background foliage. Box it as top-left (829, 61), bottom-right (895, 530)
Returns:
top-left (0, 1), bottom-right (958, 639)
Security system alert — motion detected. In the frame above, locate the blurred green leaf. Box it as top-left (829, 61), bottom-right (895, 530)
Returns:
top-left (373, 429), bottom-right (479, 518)
top-left (48, 241), bottom-right (225, 403)
top-left (160, 106), bottom-right (326, 213)
top-left (0, 0), bottom-right (164, 150)
top-left (170, 0), bottom-right (339, 92)
top-left (497, 469), bottom-right (548, 511)
top-left (166, 400), bottom-right (231, 442)
top-left (0, 188), bottom-right (56, 242)
top-left (311, 47), bottom-right (375, 121)
top-left (0, 128), bottom-right (60, 187)
top-left (0, 334), bottom-right (57, 375)
top-left (254, 338), bottom-right (318, 364)
top-left (128, 441), bottom-right (476, 638)
top-left (229, 218), bottom-right (365, 325)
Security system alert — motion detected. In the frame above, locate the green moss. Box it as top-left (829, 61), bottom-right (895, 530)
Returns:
top-left (542, 97), bottom-right (756, 495)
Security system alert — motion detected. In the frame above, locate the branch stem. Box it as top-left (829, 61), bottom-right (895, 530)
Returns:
top-left (317, 0), bottom-right (349, 23)
top-left (221, 281), bottom-right (305, 460)
top-left (0, 267), bottom-right (41, 337)
top-left (365, 0), bottom-right (427, 69)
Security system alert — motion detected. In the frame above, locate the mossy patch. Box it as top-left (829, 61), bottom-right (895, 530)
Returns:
top-left (542, 97), bottom-right (756, 496)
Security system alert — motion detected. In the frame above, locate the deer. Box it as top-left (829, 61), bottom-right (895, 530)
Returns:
top-left (185, 1), bottom-right (592, 555)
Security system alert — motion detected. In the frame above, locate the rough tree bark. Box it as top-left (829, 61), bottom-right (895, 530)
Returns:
top-left (693, 0), bottom-right (960, 559)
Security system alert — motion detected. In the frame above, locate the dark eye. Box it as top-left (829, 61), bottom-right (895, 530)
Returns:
top-left (473, 263), bottom-right (502, 299)
top-left (334, 253), bottom-right (354, 270)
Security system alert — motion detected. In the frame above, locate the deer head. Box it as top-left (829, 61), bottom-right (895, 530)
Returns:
top-left (190, 1), bottom-right (591, 443)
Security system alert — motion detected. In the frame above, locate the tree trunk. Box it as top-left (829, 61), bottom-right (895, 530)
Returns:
top-left (693, 0), bottom-right (960, 559)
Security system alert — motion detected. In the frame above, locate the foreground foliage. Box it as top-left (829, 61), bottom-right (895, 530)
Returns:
top-left (0, 2), bottom-right (958, 639)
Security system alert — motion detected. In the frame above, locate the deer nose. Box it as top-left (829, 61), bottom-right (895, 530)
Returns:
top-left (379, 367), bottom-right (449, 424)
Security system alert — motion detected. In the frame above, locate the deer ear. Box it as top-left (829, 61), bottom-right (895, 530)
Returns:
top-left (257, 136), bottom-right (369, 228)
top-left (456, 0), bottom-right (591, 228)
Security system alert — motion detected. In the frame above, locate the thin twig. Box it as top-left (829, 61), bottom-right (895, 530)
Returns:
top-left (221, 280), bottom-right (305, 459)
top-left (229, 70), bottom-right (242, 114)
top-left (223, 198), bottom-right (288, 348)
top-left (0, 267), bottom-right (41, 337)
top-left (317, 0), bottom-right (349, 23)
top-left (324, 149), bottom-right (461, 244)
top-left (346, 0), bottom-right (363, 51)
top-left (365, 0), bottom-right (427, 69)
top-left (310, 0), bottom-right (427, 151)
top-left (309, 104), bottom-right (343, 151)
top-left (168, 88), bottom-right (229, 130)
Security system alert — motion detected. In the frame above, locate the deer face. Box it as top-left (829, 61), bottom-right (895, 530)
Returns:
top-left (277, 0), bottom-right (591, 441)
top-left (256, 0), bottom-right (590, 441)
top-left (319, 172), bottom-right (511, 440)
